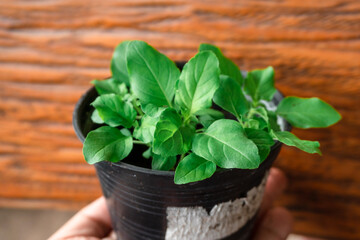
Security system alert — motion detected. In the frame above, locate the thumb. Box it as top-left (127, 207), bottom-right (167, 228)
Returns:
top-left (253, 207), bottom-right (293, 240)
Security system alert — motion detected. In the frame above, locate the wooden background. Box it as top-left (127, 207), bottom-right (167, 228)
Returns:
top-left (0, 0), bottom-right (359, 239)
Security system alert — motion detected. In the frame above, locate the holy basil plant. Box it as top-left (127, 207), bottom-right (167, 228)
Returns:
top-left (83, 40), bottom-right (341, 184)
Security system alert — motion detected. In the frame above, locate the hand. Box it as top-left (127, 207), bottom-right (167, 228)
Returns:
top-left (49, 168), bottom-right (292, 240)
top-left (252, 168), bottom-right (293, 240)
top-left (49, 197), bottom-right (114, 240)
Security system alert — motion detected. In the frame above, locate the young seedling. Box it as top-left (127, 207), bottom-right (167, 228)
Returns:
top-left (83, 40), bottom-right (341, 184)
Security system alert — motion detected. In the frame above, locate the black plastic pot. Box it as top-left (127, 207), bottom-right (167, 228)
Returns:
top-left (73, 86), bottom-right (291, 240)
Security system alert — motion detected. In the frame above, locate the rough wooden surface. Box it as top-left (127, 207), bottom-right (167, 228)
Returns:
top-left (0, 0), bottom-right (359, 239)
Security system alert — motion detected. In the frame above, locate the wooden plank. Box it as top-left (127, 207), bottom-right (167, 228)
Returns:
top-left (0, 0), bottom-right (359, 238)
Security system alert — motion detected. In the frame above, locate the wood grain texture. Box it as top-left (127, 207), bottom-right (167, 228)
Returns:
top-left (0, 0), bottom-right (359, 238)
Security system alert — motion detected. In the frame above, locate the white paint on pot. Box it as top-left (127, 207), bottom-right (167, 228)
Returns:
top-left (165, 173), bottom-right (268, 240)
top-left (261, 99), bottom-right (286, 131)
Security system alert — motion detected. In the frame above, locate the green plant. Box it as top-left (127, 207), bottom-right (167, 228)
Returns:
top-left (83, 40), bottom-right (341, 184)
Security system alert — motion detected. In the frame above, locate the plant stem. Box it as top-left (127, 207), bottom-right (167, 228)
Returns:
top-left (234, 113), bottom-right (245, 128)
top-left (196, 128), bottom-right (204, 133)
top-left (183, 111), bottom-right (192, 125)
top-left (132, 100), bottom-right (144, 116)
top-left (238, 119), bottom-right (245, 128)
top-left (133, 140), bottom-right (147, 145)
top-left (247, 108), bottom-right (256, 120)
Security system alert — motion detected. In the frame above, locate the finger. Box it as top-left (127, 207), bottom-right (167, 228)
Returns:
top-left (253, 207), bottom-right (293, 240)
top-left (102, 231), bottom-right (117, 240)
top-left (258, 168), bottom-right (288, 218)
top-left (288, 235), bottom-right (325, 240)
top-left (49, 197), bottom-right (112, 240)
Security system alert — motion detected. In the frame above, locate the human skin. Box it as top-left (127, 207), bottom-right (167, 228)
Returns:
top-left (49, 168), bottom-right (293, 240)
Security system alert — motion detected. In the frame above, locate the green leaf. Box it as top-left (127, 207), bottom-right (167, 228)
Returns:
top-left (250, 107), bottom-right (269, 122)
top-left (174, 153), bottom-right (216, 184)
top-left (244, 66), bottom-right (276, 101)
top-left (152, 154), bottom-right (176, 171)
top-left (91, 94), bottom-right (136, 128)
top-left (213, 75), bottom-right (249, 120)
top-left (276, 97), bottom-right (341, 128)
top-left (141, 103), bottom-right (165, 118)
top-left (196, 108), bottom-right (224, 118)
top-left (244, 118), bottom-right (260, 129)
top-left (199, 43), bottom-right (243, 85)
top-left (133, 114), bottom-right (158, 143)
top-left (245, 128), bottom-right (274, 162)
top-left (83, 126), bottom-right (133, 164)
top-left (153, 109), bottom-right (195, 157)
top-left (142, 147), bottom-right (152, 159)
top-left (134, 105), bottom-right (166, 143)
top-left (192, 119), bottom-right (260, 169)
top-left (271, 131), bottom-right (322, 155)
top-left (245, 117), bottom-right (268, 130)
top-left (197, 108), bottom-right (225, 128)
top-left (267, 111), bottom-right (281, 132)
top-left (175, 51), bottom-right (220, 115)
top-left (111, 41), bottom-right (131, 85)
top-left (91, 109), bottom-right (104, 124)
top-left (188, 115), bottom-right (199, 125)
top-left (91, 78), bottom-right (128, 96)
top-left (126, 40), bottom-right (180, 107)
